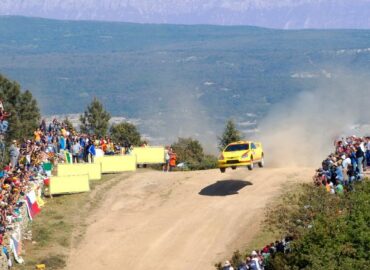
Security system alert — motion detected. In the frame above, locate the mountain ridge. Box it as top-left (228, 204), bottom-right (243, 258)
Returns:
top-left (1, 16), bottom-right (370, 143)
top-left (1, 0), bottom-right (370, 29)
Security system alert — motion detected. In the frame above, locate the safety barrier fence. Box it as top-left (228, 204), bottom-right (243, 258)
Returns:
top-left (1, 147), bottom-right (166, 267)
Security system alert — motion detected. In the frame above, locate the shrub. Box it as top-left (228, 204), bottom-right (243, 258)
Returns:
top-left (266, 181), bottom-right (370, 270)
top-left (171, 137), bottom-right (217, 170)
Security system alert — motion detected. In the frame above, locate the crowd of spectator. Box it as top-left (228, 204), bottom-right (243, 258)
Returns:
top-left (222, 237), bottom-right (293, 270)
top-left (31, 119), bottom-right (124, 164)
top-left (313, 136), bottom-right (369, 194)
top-left (0, 118), bottom-right (52, 266)
top-left (222, 135), bottom-right (370, 270)
top-left (0, 117), bottom-right (133, 267)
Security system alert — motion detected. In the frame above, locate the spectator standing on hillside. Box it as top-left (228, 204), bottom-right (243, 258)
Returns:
top-left (88, 140), bottom-right (96, 163)
top-left (66, 136), bottom-right (72, 152)
top-left (59, 135), bottom-right (66, 152)
top-left (342, 154), bottom-right (351, 185)
top-left (0, 101), bottom-right (10, 135)
top-left (169, 148), bottom-right (177, 171)
top-left (223, 261), bottom-right (234, 270)
top-left (359, 139), bottom-right (367, 171)
top-left (366, 137), bottom-right (370, 166)
top-left (71, 140), bottom-right (82, 163)
top-left (249, 251), bottom-right (263, 270)
top-left (355, 143), bottom-right (365, 176)
top-left (105, 139), bottom-right (115, 155)
top-left (34, 128), bottom-right (43, 144)
top-left (40, 119), bottom-right (47, 133)
top-left (335, 161), bottom-right (344, 184)
top-left (9, 140), bottom-right (19, 169)
top-left (163, 146), bottom-right (170, 172)
top-left (83, 137), bottom-right (90, 162)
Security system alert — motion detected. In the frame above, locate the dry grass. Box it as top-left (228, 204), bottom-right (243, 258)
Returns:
top-left (243, 229), bottom-right (280, 255)
top-left (14, 173), bottom-right (129, 270)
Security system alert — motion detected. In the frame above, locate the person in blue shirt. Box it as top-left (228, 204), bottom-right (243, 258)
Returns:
top-left (88, 140), bottom-right (96, 163)
top-left (335, 163), bottom-right (344, 184)
top-left (59, 136), bottom-right (66, 152)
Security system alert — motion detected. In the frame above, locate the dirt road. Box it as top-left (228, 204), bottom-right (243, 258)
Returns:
top-left (67, 167), bottom-right (313, 270)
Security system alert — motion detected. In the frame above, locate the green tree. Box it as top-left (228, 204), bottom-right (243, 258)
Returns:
top-left (110, 122), bottom-right (141, 146)
top-left (0, 75), bottom-right (40, 142)
top-left (79, 97), bottom-right (111, 137)
top-left (171, 137), bottom-right (218, 170)
top-left (265, 182), bottom-right (370, 270)
top-left (172, 137), bottom-right (204, 165)
top-left (218, 119), bottom-right (242, 150)
top-left (62, 117), bottom-right (75, 133)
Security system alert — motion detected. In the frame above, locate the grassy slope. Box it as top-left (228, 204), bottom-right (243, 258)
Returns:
top-left (14, 173), bottom-right (129, 270)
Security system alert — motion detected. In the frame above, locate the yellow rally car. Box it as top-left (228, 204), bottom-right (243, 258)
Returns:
top-left (218, 141), bottom-right (264, 173)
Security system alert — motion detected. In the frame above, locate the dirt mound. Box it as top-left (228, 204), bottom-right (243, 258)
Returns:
top-left (66, 167), bottom-right (313, 270)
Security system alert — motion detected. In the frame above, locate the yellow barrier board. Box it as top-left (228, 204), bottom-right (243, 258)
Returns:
top-left (50, 175), bottom-right (90, 195)
top-left (96, 155), bottom-right (137, 173)
top-left (57, 163), bottom-right (102, 181)
top-left (133, 147), bottom-right (165, 164)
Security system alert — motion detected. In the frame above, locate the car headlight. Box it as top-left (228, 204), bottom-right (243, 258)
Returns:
top-left (242, 153), bottom-right (248, 159)
top-left (219, 154), bottom-right (224, 160)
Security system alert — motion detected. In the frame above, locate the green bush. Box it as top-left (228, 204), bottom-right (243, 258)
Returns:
top-left (171, 137), bottom-right (218, 171)
top-left (188, 154), bottom-right (218, 170)
top-left (266, 181), bottom-right (370, 269)
top-left (217, 181), bottom-right (370, 270)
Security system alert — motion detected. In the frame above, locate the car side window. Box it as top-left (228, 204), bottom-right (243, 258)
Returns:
top-left (251, 143), bottom-right (256, 149)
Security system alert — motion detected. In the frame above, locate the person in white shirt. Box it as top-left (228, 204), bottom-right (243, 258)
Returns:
top-left (222, 260), bottom-right (234, 270)
top-left (341, 154), bottom-right (351, 185)
top-left (249, 251), bottom-right (262, 270)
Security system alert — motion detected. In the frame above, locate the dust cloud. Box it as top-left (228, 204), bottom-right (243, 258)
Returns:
top-left (160, 85), bottom-right (217, 152)
top-left (258, 72), bottom-right (370, 167)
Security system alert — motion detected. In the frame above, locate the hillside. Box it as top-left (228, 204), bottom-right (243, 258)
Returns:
top-left (1, 1), bottom-right (370, 28)
top-left (1, 16), bottom-right (370, 143)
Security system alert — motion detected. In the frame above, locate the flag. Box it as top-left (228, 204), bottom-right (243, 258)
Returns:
top-left (26, 190), bottom-right (41, 220)
top-left (10, 228), bottom-right (24, 264)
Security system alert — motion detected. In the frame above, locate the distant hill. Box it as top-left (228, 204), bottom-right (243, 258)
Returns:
top-left (1, 16), bottom-right (370, 144)
top-left (1, 1), bottom-right (370, 29)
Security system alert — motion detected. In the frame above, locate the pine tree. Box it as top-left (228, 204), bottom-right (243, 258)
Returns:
top-left (110, 122), bottom-right (141, 146)
top-left (0, 75), bottom-right (40, 143)
top-left (218, 119), bottom-right (242, 150)
top-left (63, 117), bottom-right (75, 133)
top-left (79, 97), bottom-right (111, 137)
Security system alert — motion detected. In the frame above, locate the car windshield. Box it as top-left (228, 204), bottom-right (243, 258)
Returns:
top-left (225, 144), bottom-right (249, 152)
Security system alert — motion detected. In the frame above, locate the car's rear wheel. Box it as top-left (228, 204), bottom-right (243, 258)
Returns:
top-left (248, 158), bottom-right (254, 170)
top-left (231, 166), bottom-right (237, 170)
top-left (220, 168), bottom-right (226, 173)
top-left (258, 157), bottom-right (264, 168)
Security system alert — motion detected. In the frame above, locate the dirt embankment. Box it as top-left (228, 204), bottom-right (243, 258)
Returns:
top-left (66, 167), bottom-right (313, 270)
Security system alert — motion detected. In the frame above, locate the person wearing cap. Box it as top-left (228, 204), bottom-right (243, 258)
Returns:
top-left (222, 260), bottom-right (234, 270)
top-left (249, 251), bottom-right (262, 270)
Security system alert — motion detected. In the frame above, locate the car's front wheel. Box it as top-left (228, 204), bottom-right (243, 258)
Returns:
top-left (231, 166), bottom-right (237, 170)
top-left (220, 168), bottom-right (226, 173)
top-left (247, 159), bottom-right (254, 170)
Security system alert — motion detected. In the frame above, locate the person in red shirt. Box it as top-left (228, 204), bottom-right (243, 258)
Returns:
top-left (169, 148), bottom-right (177, 171)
